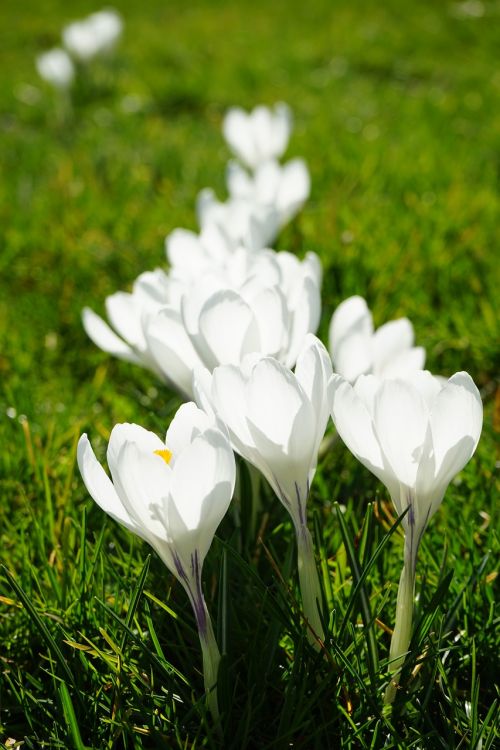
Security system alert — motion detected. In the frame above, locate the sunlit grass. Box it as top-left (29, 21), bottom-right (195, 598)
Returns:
top-left (0, 0), bottom-right (498, 746)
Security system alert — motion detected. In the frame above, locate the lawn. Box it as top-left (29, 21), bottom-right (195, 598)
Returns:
top-left (0, 0), bottom-right (498, 747)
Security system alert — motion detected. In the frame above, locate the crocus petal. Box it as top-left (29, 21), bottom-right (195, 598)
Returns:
top-left (77, 434), bottom-right (138, 534)
top-left (211, 365), bottom-right (257, 456)
top-left (223, 108), bottom-right (257, 167)
top-left (331, 375), bottom-right (400, 500)
top-left (196, 290), bottom-right (261, 369)
top-left (329, 296), bottom-right (373, 381)
top-left (105, 292), bottom-right (146, 350)
top-left (294, 335), bottom-right (333, 457)
top-left (371, 318), bottom-right (414, 370)
top-left (165, 402), bottom-right (214, 456)
top-left (429, 372), bottom-right (483, 489)
top-left (373, 380), bottom-right (428, 488)
top-left (146, 307), bottom-right (203, 399)
top-left (275, 158), bottom-right (311, 222)
top-left (115, 441), bottom-right (171, 543)
top-left (380, 347), bottom-right (426, 378)
top-left (285, 276), bottom-right (321, 368)
top-left (82, 307), bottom-right (141, 364)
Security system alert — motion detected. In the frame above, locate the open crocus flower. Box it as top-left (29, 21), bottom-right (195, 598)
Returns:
top-left (36, 48), bottom-right (75, 89)
top-left (82, 268), bottom-right (183, 380)
top-left (194, 335), bottom-right (333, 644)
top-left (77, 402), bottom-right (236, 721)
top-left (196, 188), bottom-right (280, 251)
top-left (330, 370), bottom-right (483, 702)
top-left (329, 296), bottom-right (425, 382)
top-left (175, 249), bottom-right (320, 372)
top-left (222, 103), bottom-right (292, 169)
top-left (226, 158), bottom-right (311, 228)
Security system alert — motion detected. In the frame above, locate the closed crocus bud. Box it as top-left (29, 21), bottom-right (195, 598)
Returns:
top-left (329, 296), bottom-right (425, 382)
top-left (62, 9), bottom-right (123, 62)
top-left (226, 158), bottom-right (311, 228)
top-left (36, 48), bottom-right (74, 89)
top-left (82, 268), bottom-right (181, 380)
top-left (194, 335), bottom-right (334, 644)
top-left (330, 370), bottom-right (483, 702)
top-left (223, 103), bottom-right (293, 169)
top-left (78, 402), bottom-right (236, 721)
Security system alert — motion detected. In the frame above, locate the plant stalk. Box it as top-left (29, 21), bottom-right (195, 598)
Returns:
top-left (296, 524), bottom-right (325, 647)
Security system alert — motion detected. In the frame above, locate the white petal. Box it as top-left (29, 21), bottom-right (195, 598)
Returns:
top-left (146, 307), bottom-right (203, 399)
top-left (429, 372), bottom-right (483, 488)
top-left (165, 402), bottom-right (213, 455)
top-left (107, 423), bottom-right (164, 480)
top-left (371, 317), bottom-right (414, 373)
top-left (115, 441), bottom-right (171, 543)
top-left (197, 290), bottom-right (261, 369)
top-left (226, 160), bottom-right (253, 200)
top-left (82, 307), bottom-right (141, 364)
top-left (373, 379), bottom-right (428, 488)
top-left (222, 108), bottom-right (257, 167)
top-left (331, 375), bottom-right (399, 500)
top-left (294, 334), bottom-right (333, 456)
top-left (329, 296), bottom-right (373, 381)
top-left (379, 346), bottom-right (426, 378)
top-left (105, 292), bottom-right (145, 350)
top-left (211, 364), bottom-right (256, 455)
top-left (285, 276), bottom-right (321, 368)
top-left (275, 158), bottom-right (310, 222)
top-left (77, 434), bottom-right (138, 533)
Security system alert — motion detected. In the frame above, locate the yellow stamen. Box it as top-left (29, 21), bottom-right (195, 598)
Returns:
top-left (154, 448), bottom-right (172, 464)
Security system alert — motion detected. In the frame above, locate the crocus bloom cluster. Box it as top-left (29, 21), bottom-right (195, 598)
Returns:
top-left (197, 103), bottom-right (310, 249)
top-left (330, 370), bottom-right (483, 701)
top-left (329, 295), bottom-right (425, 382)
top-left (78, 402), bottom-right (236, 719)
top-left (195, 334), bottom-right (333, 643)
top-left (36, 9), bottom-right (123, 91)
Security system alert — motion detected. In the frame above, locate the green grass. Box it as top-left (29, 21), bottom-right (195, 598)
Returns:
top-left (0, 0), bottom-right (499, 747)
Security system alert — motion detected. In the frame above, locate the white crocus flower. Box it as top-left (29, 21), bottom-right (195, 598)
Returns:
top-left (226, 158), bottom-right (311, 228)
top-left (330, 370), bottom-right (483, 702)
top-left (36, 48), bottom-right (74, 89)
top-left (77, 402), bottom-right (236, 721)
top-left (82, 268), bottom-right (180, 380)
top-left (222, 103), bottom-right (292, 169)
top-left (329, 296), bottom-right (425, 382)
top-left (194, 335), bottom-right (333, 644)
top-left (175, 249), bottom-right (321, 373)
top-left (62, 9), bottom-right (123, 62)
top-left (196, 188), bottom-right (280, 251)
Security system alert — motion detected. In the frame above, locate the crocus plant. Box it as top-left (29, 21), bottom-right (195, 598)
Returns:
top-left (330, 370), bottom-right (483, 703)
top-left (195, 334), bottom-right (333, 645)
top-left (329, 295), bottom-right (425, 382)
top-left (77, 402), bottom-right (236, 720)
top-left (222, 103), bottom-right (292, 169)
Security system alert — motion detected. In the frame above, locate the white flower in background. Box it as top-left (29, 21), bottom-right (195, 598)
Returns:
top-left (330, 369), bottom-right (483, 701)
top-left (196, 188), bottom-right (280, 251)
top-left (194, 335), bottom-right (333, 644)
top-left (329, 296), bottom-right (425, 382)
top-left (63, 9), bottom-right (123, 62)
top-left (36, 48), bottom-right (74, 89)
top-left (77, 402), bottom-right (236, 721)
top-left (226, 158), bottom-right (311, 227)
top-left (82, 268), bottom-right (179, 379)
top-left (223, 103), bottom-right (292, 169)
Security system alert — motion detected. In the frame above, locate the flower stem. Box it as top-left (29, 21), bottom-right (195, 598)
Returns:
top-left (182, 552), bottom-right (221, 724)
top-left (296, 525), bottom-right (325, 647)
top-left (198, 603), bottom-right (221, 724)
top-left (384, 535), bottom-right (417, 705)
